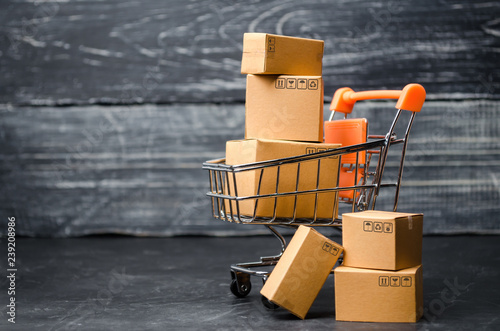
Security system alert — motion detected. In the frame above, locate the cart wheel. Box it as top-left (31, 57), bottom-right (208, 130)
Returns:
top-left (261, 295), bottom-right (280, 310)
top-left (230, 279), bottom-right (252, 298)
top-left (230, 270), bottom-right (252, 298)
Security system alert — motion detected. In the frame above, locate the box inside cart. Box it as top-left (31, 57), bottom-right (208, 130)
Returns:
top-left (225, 139), bottom-right (341, 220)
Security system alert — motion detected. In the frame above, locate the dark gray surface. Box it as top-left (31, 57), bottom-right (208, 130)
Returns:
top-left (1, 0), bottom-right (499, 105)
top-left (0, 234), bottom-right (499, 330)
top-left (1, 101), bottom-right (499, 236)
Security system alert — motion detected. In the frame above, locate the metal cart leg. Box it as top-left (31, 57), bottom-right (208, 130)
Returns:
top-left (229, 225), bottom-right (287, 299)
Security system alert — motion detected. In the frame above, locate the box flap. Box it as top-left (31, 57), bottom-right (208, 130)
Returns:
top-left (344, 210), bottom-right (423, 220)
top-left (336, 265), bottom-right (421, 275)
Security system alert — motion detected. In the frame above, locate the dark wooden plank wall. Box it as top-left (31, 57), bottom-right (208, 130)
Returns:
top-left (0, 0), bottom-right (499, 236)
top-left (1, 0), bottom-right (499, 104)
top-left (1, 102), bottom-right (499, 236)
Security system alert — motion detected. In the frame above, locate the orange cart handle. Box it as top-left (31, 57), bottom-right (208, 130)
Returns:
top-left (330, 83), bottom-right (426, 114)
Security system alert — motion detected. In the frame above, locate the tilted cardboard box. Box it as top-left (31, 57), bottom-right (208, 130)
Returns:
top-left (245, 74), bottom-right (324, 142)
top-left (334, 265), bottom-right (423, 323)
top-left (225, 139), bottom-right (341, 220)
top-left (261, 226), bottom-right (343, 319)
top-left (241, 33), bottom-right (324, 75)
top-left (342, 210), bottom-right (423, 270)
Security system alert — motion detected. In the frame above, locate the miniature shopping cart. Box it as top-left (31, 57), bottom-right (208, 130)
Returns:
top-left (202, 84), bottom-right (425, 307)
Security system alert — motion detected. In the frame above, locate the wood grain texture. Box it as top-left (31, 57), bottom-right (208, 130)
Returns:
top-left (1, 101), bottom-right (499, 236)
top-left (1, 0), bottom-right (498, 237)
top-left (1, 0), bottom-right (499, 105)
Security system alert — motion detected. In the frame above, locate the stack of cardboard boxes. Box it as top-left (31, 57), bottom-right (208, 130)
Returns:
top-left (335, 210), bottom-right (424, 323)
top-left (225, 33), bottom-right (424, 323)
top-left (260, 211), bottom-right (424, 322)
top-left (241, 33), bottom-right (325, 142)
top-left (226, 33), bottom-right (342, 220)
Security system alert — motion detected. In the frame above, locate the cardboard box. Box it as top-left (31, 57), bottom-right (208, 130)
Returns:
top-left (225, 139), bottom-right (341, 220)
top-left (335, 265), bottom-right (423, 323)
top-left (342, 210), bottom-right (423, 270)
top-left (261, 226), bottom-right (343, 319)
top-left (245, 74), bottom-right (324, 142)
top-left (241, 33), bottom-right (324, 75)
